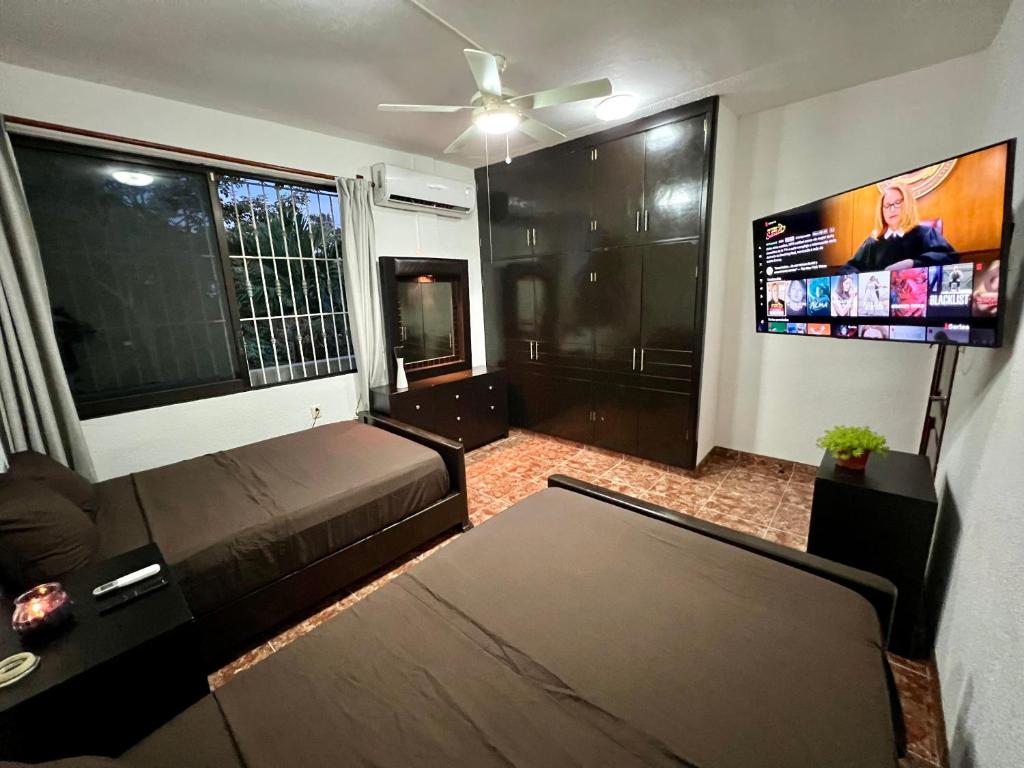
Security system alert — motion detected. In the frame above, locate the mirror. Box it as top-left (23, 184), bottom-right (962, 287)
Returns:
top-left (379, 257), bottom-right (472, 384)
top-left (397, 278), bottom-right (457, 366)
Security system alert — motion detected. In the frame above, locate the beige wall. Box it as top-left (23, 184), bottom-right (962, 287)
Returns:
top-left (706, 4), bottom-right (1023, 763)
top-left (0, 62), bottom-right (484, 480)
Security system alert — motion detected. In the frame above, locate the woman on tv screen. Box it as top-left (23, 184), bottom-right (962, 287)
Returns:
top-left (840, 182), bottom-right (958, 273)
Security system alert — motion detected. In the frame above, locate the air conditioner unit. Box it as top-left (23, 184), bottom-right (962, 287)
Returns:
top-left (371, 163), bottom-right (475, 218)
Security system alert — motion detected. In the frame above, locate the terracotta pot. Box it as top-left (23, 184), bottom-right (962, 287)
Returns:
top-left (835, 451), bottom-right (870, 470)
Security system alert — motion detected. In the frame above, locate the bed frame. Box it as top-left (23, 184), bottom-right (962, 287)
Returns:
top-left (197, 413), bottom-right (470, 670)
top-left (548, 474), bottom-right (906, 755)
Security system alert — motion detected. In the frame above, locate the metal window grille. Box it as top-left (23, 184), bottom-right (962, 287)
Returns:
top-left (216, 175), bottom-right (355, 386)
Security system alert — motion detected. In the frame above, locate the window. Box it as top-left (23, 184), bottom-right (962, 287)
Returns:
top-left (12, 137), bottom-right (355, 417)
top-left (216, 176), bottom-right (354, 386)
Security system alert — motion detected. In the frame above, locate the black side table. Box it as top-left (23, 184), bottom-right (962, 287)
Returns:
top-left (807, 450), bottom-right (938, 658)
top-left (0, 544), bottom-right (208, 762)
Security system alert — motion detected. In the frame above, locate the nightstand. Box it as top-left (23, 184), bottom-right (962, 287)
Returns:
top-left (0, 543), bottom-right (208, 762)
top-left (807, 450), bottom-right (939, 658)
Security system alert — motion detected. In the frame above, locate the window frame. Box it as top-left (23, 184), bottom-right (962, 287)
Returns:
top-left (11, 135), bottom-right (356, 420)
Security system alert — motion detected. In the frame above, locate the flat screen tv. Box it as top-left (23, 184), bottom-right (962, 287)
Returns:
top-left (752, 141), bottom-right (1015, 346)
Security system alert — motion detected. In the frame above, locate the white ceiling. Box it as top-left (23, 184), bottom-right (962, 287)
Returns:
top-left (0, 0), bottom-right (1009, 166)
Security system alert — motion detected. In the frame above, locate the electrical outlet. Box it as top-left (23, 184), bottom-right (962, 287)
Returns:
top-left (310, 405), bottom-right (322, 421)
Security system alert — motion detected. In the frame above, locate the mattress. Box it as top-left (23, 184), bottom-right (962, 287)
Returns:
top-left (92, 420), bottom-right (449, 615)
top-left (122, 486), bottom-right (898, 767)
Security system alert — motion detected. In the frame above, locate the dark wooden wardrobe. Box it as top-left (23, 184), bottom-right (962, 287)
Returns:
top-left (476, 98), bottom-right (717, 469)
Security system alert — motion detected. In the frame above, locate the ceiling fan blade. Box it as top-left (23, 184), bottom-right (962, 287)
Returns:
top-left (378, 103), bottom-right (472, 112)
top-left (464, 49), bottom-right (503, 99)
top-left (518, 117), bottom-right (567, 144)
top-left (443, 125), bottom-right (479, 154)
top-left (510, 78), bottom-right (613, 110)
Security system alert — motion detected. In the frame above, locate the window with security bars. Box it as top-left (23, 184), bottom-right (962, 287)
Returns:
top-left (217, 176), bottom-right (355, 386)
top-left (13, 134), bottom-right (358, 417)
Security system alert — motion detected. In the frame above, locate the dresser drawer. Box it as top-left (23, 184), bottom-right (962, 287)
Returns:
top-left (388, 389), bottom-right (437, 433)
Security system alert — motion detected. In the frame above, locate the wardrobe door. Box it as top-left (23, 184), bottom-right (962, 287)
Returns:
top-left (591, 248), bottom-right (642, 374)
top-left (636, 388), bottom-right (693, 468)
top-left (640, 242), bottom-right (699, 381)
top-left (589, 133), bottom-right (645, 249)
top-left (533, 373), bottom-right (593, 444)
top-left (534, 251), bottom-right (592, 370)
top-left (490, 256), bottom-right (541, 366)
top-left (483, 160), bottom-right (535, 261)
top-left (533, 147), bottom-right (588, 257)
top-left (642, 116), bottom-right (706, 242)
top-left (592, 382), bottom-right (638, 454)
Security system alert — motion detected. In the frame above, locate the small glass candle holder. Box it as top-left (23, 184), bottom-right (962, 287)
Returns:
top-left (12, 582), bottom-right (73, 638)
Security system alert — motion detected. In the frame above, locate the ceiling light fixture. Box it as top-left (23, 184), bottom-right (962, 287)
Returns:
top-left (472, 106), bottom-right (521, 135)
top-left (595, 93), bottom-right (638, 122)
top-left (112, 170), bottom-right (154, 187)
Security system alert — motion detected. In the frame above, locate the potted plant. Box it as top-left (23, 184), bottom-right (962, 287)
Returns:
top-left (816, 425), bottom-right (889, 470)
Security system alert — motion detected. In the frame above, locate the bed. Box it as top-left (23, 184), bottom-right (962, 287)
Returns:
top-left (13, 474), bottom-right (902, 768)
top-left (5, 413), bottom-right (469, 670)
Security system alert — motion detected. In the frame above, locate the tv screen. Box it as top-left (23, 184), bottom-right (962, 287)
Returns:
top-left (752, 141), bottom-right (1015, 346)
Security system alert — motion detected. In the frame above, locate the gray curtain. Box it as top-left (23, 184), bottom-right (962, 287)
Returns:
top-left (0, 119), bottom-right (94, 478)
top-left (337, 177), bottom-right (387, 414)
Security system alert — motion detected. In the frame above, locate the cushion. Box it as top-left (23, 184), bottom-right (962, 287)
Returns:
top-left (8, 450), bottom-right (97, 520)
top-left (0, 478), bottom-right (98, 591)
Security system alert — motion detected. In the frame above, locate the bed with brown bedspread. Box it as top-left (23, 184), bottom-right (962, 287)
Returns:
top-left (22, 476), bottom-right (900, 768)
top-left (93, 415), bottom-right (468, 666)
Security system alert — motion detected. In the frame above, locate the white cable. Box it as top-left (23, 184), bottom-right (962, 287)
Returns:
top-left (0, 652), bottom-right (39, 688)
top-left (404, 0), bottom-right (487, 51)
top-left (484, 134), bottom-right (494, 264)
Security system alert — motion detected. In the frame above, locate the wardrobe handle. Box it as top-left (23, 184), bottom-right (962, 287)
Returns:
top-left (640, 348), bottom-right (645, 371)
top-left (632, 347), bottom-right (637, 371)
top-left (643, 209), bottom-right (649, 231)
top-left (635, 210), bottom-right (640, 232)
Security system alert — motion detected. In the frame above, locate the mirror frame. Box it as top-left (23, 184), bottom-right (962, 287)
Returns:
top-left (378, 256), bottom-right (472, 384)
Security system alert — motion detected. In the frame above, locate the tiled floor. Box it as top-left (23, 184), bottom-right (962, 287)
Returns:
top-left (211, 428), bottom-right (947, 768)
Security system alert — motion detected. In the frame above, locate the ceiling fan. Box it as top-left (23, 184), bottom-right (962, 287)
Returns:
top-left (378, 49), bottom-right (613, 155)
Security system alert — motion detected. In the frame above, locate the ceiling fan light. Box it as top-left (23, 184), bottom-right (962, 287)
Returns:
top-left (473, 107), bottom-right (521, 135)
top-left (595, 93), bottom-right (637, 122)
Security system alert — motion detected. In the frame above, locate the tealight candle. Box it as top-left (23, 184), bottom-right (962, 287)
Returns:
top-left (12, 583), bottom-right (72, 637)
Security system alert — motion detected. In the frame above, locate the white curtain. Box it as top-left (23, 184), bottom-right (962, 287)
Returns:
top-left (337, 177), bottom-right (387, 414)
top-left (0, 118), bottom-right (94, 478)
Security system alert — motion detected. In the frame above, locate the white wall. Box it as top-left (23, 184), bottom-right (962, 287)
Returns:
top-left (697, 101), bottom-right (737, 464)
top-left (927, 2), bottom-right (1024, 765)
top-left (0, 62), bottom-right (484, 480)
top-left (711, 49), bottom-right (1004, 464)
top-left (707, 6), bottom-right (1023, 763)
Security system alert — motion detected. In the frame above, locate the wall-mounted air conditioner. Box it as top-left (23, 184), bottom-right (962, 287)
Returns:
top-left (371, 163), bottom-right (475, 218)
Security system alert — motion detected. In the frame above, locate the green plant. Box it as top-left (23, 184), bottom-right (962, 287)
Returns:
top-left (816, 425), bottom-right (889, 460)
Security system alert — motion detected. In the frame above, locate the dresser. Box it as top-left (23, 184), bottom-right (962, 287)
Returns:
top-left (370, 367), bottom-right (508, 451)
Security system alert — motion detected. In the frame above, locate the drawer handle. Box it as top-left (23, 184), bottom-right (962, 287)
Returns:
top-left (455, 394), bottom-right (460, 400)
top-left (488, 385), bottom-right (493, 391)
top-left (414, 404), bottom-right (420, 410)
top-left (456, 416), bottom-right (461, 421)
top-left (490, 405), bottom-right (495, 410)
top-left (458, 437), bottom-right (463, 443)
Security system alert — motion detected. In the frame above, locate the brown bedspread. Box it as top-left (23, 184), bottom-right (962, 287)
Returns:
top-left (125, 486), bottom-right (898, 768)
top-left (93, 420), bottom-right (449, 615)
